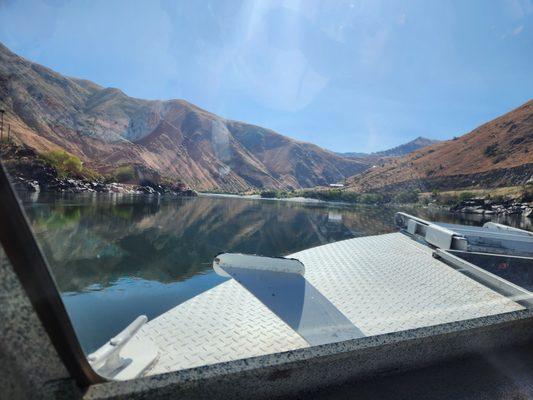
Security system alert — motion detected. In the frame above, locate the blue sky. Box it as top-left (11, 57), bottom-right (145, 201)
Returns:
top-left (0, 0), bottom-right (531, 152)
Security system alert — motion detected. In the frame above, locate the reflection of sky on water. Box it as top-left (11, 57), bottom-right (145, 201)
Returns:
top-left (62, 274), bottom-right (225, 353)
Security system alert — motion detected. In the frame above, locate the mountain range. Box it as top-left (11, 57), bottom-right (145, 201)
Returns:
top-left (1, 42), bottom-right (531, 193)
top-left (338, 137), bottom-right (440, 159)
top-left (0, 43), bottom-right (373, 191)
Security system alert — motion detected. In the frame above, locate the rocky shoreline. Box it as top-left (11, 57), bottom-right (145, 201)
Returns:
top-left (8, 173), bottom-right (533, 217)
top-left (448, 198), bottom-right (532, 218)
top-left (11, 174), bottom-right (198, 196)
top-left (1, 144), bottom-right (197, 196)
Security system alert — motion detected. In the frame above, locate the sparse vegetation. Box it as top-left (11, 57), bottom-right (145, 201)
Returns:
top-left (510, 136), bottom-right (525, 146)
top-left (358, 193), bottom-right (385, 204)
top-left (114, 165), bottom-right (136, 183)
top-left (80, 167), bottom-right (103, 182)
top-left (260, 190), bottom-right (290, 199)
top-left (393, 189), bottom-right (420, 204)
top-left (259, 185), bottom-right (530, 209)
top-left (521, 184), bottom-right (533, 202)
top-left (492, 154), bottom-right (507, 164)
top-left (300, 189), bottom-right (359, 203)
top-left (484, 143), bottom-right (499, 157)
top-left (458, 191), bottom-right (475, 202)
top-left (42, 150), bottom-right (83, 178)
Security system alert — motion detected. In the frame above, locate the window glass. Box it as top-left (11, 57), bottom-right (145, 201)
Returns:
top-left (0, 0), bottom-right (531, 380)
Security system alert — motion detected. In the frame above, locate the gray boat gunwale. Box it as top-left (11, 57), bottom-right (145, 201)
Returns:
top-left (84, 307), bottom-right (533, 399)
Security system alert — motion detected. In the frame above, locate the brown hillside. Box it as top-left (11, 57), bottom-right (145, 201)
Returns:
top-left (347, 100), bottom-right (533, 192)
top-left (0, 43), bottom-right (369, 191)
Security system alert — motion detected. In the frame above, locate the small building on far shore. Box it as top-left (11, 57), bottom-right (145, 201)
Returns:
top-left (329, 183), bottom-right (344, 188)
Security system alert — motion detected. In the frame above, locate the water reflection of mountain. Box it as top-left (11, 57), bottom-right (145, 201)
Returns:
top-left (24, 194), bottom-right (531, 293)
top-left (25, 195), bottom-right (358, 292)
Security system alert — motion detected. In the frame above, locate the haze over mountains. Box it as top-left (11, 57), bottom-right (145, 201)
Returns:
top-left (338, 137), bottom-right (440, 159)
top-left (0, 43), bottom-right (372, 191)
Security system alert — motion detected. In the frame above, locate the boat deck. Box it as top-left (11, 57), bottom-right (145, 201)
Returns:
top-left (129, 232), bottom-right (524, 375)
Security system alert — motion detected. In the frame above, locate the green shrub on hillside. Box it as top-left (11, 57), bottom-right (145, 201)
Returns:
top-left (43, 150), bottom-right (83, 178)
top-left (521, 185), bottom-right (533, 202)
top-left (358, 193), bottom-right (384, 204)
top-left (299, 189), bottom-right (359, 203)
top-left (115, 165), bottom-right (136, 183)
top-left (337, 191), bottom-right (359, 203)
top-left (260, 190), bottom-right (289, 198)
top-left (458, 191), bottom-right (475, 202)
top-left (487, 194), bottom-right (504, 203)
top-left (82, 168), bottom-right (103, 182)
top-left (437, 193), bottom-right (460, 206)
top-left (393, 189), bottom-right (420, 204)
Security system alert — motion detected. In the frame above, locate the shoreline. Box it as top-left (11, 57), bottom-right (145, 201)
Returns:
top-left (200, 191), bottom-right (533, 218)
top-left (13, 188), bottom-right (533, 226)
top-left (199, 192), bottom-right (326, 204)
top-left (200, 192), bottom-right (377, 208)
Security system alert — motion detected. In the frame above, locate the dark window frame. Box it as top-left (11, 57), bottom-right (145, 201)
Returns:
top-left (0, 161), bottom-right (104, 386)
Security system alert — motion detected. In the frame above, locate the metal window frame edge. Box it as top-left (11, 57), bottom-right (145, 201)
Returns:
top-left (0, 161), bottom-right (104, 386)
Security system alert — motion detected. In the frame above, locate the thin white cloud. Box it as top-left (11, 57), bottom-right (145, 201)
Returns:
top-left (398, 13), bottom-right (407, 26)
top-left (513, 24), bottom-right (524, 34)
top-left (504, 0), bottom-right (533, 19)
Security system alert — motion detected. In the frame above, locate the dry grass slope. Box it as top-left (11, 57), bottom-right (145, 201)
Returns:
top-left (346, 100), bottom-right (533, 192)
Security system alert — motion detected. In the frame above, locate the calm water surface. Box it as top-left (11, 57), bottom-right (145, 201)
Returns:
top-left (20, 192), bottom-right (532, 353)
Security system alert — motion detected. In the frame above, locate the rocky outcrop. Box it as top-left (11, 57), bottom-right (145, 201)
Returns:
top-left (11, 173), bottom-right (198, 196)
top-left (450, 198), bottom-right (533, 217)
top-left (2, 144), bottom-right (197, 196)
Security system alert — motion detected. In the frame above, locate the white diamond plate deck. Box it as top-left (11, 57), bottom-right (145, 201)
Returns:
top-left (132, 232), bottom-right (524, 376)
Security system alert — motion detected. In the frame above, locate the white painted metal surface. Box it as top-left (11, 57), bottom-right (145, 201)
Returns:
top-left (293, 233), bottom-right (523, 336)
top-left (213, 253), bottom-right (305, 277)
top-left (396, 212), bottom-right (533, 255)
top-left (134, 279), bottom-right (308, 375)
top-left (434, 249), bottom-right (533, 308)
top-left (425, 224), bottom-right (456, 249)
top-left (215, 254), bottom-right (364, 345)
top-left (127, 232), bottom-right (523, 377)
top-left (436, 222), bottom-right (533, 256)
top-left (88, 316), bottom-right (158, 379)
top-left (483, 222), bottom-right (533, 237)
